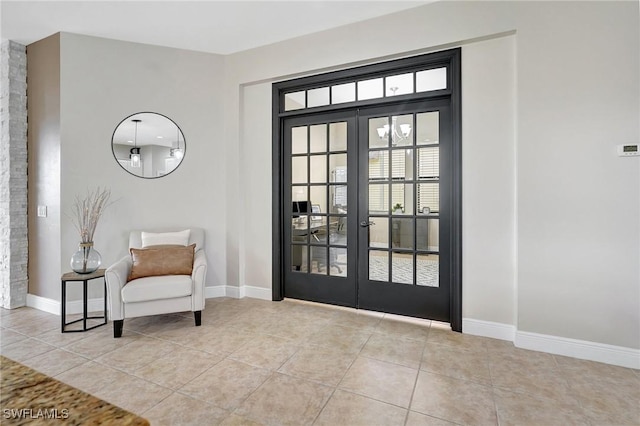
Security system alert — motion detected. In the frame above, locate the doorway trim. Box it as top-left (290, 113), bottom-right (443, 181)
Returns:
top-left (272, 48), bottom-right (462, 331)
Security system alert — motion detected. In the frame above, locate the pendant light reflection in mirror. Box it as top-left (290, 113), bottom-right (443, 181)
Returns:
top-left (111, 112), bottom-right (186, 178)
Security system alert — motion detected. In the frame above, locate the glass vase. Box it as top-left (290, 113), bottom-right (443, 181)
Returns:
top-left (70, 242), bottom-right (101, 274)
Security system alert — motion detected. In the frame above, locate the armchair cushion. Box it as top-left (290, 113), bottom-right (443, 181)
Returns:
top-left (141, 229), bottom-right (190, 247)
top-left (122, 275), bottom-right (193, 303)
top-left (128, 244), bottom-right (195, 281)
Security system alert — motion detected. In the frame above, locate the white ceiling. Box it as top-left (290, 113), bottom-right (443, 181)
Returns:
top-left (1, 1), bottom-right (430, 55)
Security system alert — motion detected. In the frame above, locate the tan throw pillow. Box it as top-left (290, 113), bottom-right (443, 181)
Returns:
top-left (128, 244), bottom-right (195, 281)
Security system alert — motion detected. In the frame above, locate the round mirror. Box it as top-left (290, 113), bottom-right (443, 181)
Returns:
top-left (111, 112), bottom-right (186, 178)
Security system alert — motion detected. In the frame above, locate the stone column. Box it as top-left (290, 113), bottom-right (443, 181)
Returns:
top-left (1, 40), bottom-right (28, 309)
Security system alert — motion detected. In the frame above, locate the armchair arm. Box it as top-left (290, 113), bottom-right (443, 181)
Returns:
top-left (191, 249), bottom-right (207, 311)
top-left (105, 255), bottom-right (132, 321)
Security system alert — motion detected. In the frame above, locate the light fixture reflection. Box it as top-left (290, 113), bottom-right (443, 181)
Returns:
top-left (130, 119), bottom-right (141, 168)
top-left (170, 125), bottom-right (183, 159)
top-left (377, 116), bottom-right (412, 145)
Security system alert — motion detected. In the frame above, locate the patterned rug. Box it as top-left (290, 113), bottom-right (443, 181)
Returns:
top-left (0, 356), bottom-right (149, 425)
top-left (369, 255), bottom-right (439, 287)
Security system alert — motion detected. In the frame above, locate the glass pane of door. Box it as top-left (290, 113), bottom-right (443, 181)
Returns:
top-left (289, 120), bottom-right (349, 278)
top-left (364, 111), bottom-right (440, 288)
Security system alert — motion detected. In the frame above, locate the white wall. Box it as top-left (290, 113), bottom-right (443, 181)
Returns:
top-left (29, 33), bottom-right (226, 301)
top-left (226, 0), bottom-right (639, 359)
top-left (461, 35), bottom-right (516, 327)
top-left (515, 2), bottom-right (639, 349)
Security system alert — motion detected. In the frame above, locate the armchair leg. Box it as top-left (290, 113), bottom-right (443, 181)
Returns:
top-left (194, 311), bottom-right (202, 326)
top-left (114, 320), bottom-right (123, 338)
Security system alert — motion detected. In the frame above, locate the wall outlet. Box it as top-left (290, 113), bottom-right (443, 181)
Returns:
top-left (37, 205), bottom-right (47, 217)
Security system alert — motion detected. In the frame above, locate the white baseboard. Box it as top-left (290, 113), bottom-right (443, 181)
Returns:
top-left (515, 330), bottom-right (640, 370)
top-left (463, 317), bottom-right (639, 369)
top-left (26, 294), bottom-right (60, 315)
top-left (462, 318), bottom-right (516, 341)
top-left (204, 285), bottom-right (271, 300)
top-left (26, 293), bottom-right (104, 316)
top-left (240, 285), bottom-right (272, 300)
top-left (28, 286), bottom-right (270, 316)
top-left (204, 285), bottom-right (227, 299)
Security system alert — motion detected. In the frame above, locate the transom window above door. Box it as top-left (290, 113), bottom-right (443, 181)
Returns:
top-left (283, 67), bottom-right (448, 112)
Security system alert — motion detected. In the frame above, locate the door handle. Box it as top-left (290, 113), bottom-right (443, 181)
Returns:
top-left (360, 220), bottom-right (375, 228)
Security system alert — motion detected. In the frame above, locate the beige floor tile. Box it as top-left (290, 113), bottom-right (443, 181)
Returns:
top-left (315, 389), bottom-right (407, 426)
top-left (33, 326), bottom-right (93, 347)
top-left (568, 373), bottom-right (640, 423)
top-left (20, 348), bottom-right (89, 377)
top-left (405, 411), bottom-right (457, 426)
top-left (339, 356), bottom-right (418, 408)
top-left (490, 361), bottom-right (581, 407)
top-left (426, 327), bottom-right (487, 351)
top-left (554, 353), bottom-right (640, 385)
top-left (306, 324), bottom-right (372, 352)
top-left (95, 336), bottom-right (180, 373)
top-left (0, 307), bottom-right (55, 328)
top-left (3, 316), bottom-right (58, 336)
top-left (1, 298), bottom-right (636, 426)
top-left (488, 344), bottom-right (558, 370)
top-left (361, 333), bottom-right (425, 369)
top-left (374, 315), bottom-right (431, 341)
top-left (133, 346), bottom-right (225, 389)
top-left (494, 387), bottom-right (590, 426)
top-left (223, 310), bottom-right (280, 334)
top-left (285, 300), bottom-right (342, 322)
top-left (326, 309), bottom-right (383, 331)
top-left (178, 358), bottom-right (272, 410)
top-left (235, 372), bottom-right (333, 426)
top-left (421, 342), bottom-right (491, 385)
top-left (62, 327), bottom-right (138, 358)
top-left (176, 326), bottom-right (259, 354)
top-left (229, 334), bottom-right (299, 370)
top-left (136, 315), bottom-right (200, 339)
top-left (54, 360), bottom-right (132, 395)
top-left (411, 371), bottom-right (497, 425)
top-left (263, 317), bottom-right (326, 344)
top-left (278, 344), bottom-right (358, 386)
top-left (124, 313), bottom-right (192, 334)
top-left (0, 327), bottom-right (28, 346)
top-left (143, 392), bottom-right (229, 426)
top-left (582, 404), bottom-right (640, 426)
top-left (219, 414), bottom-right (265, 426)
top-left (93, 373), bottom-right (173, 415)
top-left (0, 337), bottom-right (56, 362)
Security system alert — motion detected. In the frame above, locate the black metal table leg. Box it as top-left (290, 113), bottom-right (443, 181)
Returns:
top-left (61, 269), bottom-right (107, 333)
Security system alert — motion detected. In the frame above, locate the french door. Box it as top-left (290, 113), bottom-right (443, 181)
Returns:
top-left (282, 110), bottom-right (359, 307)
top-left (273, 49), bottom-right (461, 329)
top-left (281, 100), bottom-right (452, 322)
top-left (357, 100), bottom-right (451, 322)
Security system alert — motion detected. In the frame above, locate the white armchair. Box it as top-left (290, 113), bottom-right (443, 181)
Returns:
top-left (105, 228), bottom-right (207, 338)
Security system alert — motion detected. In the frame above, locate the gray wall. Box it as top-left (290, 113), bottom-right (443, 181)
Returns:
top-left (27, 34), bottom-right (61, 302)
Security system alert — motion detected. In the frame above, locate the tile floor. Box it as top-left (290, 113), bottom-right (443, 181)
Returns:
top-left (1, 297), bottom-right (639, 425)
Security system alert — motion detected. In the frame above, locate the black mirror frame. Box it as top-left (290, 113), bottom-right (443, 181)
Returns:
top-left (111, 111), bottom-right (186, 179)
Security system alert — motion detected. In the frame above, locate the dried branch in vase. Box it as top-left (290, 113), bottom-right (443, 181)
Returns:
top-left (71, 188), bottom-right (112, 243)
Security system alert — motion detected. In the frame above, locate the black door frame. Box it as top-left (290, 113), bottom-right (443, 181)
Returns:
top-left (272, 48), bottom-right (462, 331)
